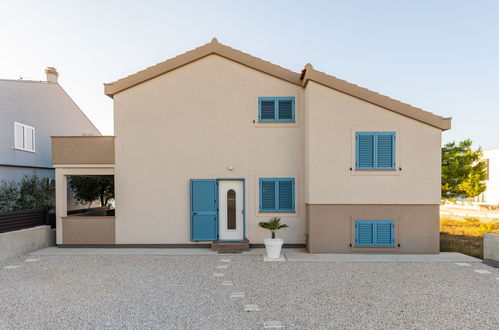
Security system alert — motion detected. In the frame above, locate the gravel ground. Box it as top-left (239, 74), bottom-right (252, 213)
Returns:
top-left (0, 254), bottom-right (498, 329)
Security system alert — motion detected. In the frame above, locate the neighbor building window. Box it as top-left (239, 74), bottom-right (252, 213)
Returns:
top-left (356, 132), bottom-right (395, 170)
top-left (259, 178), bottom-right (295, 212)
top-left (355, 220), bottom-right (394, 247)
top-left (258, 97), bottom-right (295, 122)
top-left (14, 122), bottom-right (35, 152)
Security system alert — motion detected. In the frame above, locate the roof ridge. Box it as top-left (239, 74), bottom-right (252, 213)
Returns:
top-left (0, 79), bottom-right (53, 84)
top-left (214, 40), bottom-right (299, 77)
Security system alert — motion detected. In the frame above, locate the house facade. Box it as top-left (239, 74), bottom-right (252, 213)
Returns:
top-left (0, 67), bottom-right (100, 183)
top-left (52, 39), bottom-right (451, 253)
top-left (475, 148), bottom-right (499, 205)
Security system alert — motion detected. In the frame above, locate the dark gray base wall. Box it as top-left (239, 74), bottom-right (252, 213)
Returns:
top-left (483, 259), bottom-right (499, 268)
top-left (58, 244), bottom-right (306, 249)
top-left (306, 204), bottom-right (440, 254)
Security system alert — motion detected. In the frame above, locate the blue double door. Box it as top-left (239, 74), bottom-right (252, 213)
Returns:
top-left (190, 179), bottom-right (244, 242)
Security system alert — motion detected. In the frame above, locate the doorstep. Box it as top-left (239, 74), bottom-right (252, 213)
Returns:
top-left (211, 238), bottom-right (250, 252)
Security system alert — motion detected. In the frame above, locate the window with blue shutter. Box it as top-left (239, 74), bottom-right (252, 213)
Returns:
top-left (259, 178), bottom-right (295, 212)
top-left (258, 97), bottom-right (295, 122)
top-left (355, 220), bottom-right (395, 247)
top-left (355, 132), bottom-right (395, 170)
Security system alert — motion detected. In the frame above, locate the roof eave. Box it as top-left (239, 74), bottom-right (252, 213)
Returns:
top-left (301, 66), bottom-right (452, 131)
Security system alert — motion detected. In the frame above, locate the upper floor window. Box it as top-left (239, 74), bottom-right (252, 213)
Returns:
top-left (14, 122), bottom-right (35, 152)
top-left (259, 178), bottom-right (295, 212)
top-left (258, 97), bottom-right (295, 122)
top-left (356, 132), bottom-right (395, 170)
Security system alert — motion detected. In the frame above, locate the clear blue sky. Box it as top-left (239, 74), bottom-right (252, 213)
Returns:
top-left (1, 1), bottom-right (498, 148)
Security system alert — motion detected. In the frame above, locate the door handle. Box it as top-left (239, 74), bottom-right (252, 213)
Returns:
top-left (193, 212), bottom-right (198, 215)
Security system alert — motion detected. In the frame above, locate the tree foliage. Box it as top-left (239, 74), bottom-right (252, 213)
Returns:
top-left (258, 217), bottom-right (289, 239)
top-left (0, 174), bottom-right (55, 212)
top-left (442, 139), bottom-right (487, 199)
top-left (68, 176), bottom-right (114, 207)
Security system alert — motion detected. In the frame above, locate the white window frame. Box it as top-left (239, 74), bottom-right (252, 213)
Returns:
top-left (14, 121), bottom-right (36, 152)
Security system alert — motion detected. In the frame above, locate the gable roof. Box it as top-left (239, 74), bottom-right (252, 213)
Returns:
top-left (104, 38), bottom-right (302, 97)
top-left (0, 79), bottom-right (101, 135)
top-left (104, 38), bottom-right (451, 131)
top-left (301, 64), bottom-right (451, 130)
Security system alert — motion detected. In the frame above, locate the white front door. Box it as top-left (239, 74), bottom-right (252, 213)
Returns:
top-left (218, 180), bottom-right (244, 241)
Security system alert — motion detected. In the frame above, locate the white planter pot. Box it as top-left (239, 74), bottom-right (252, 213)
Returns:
top-left (264, 238), bottom-right (283, 259)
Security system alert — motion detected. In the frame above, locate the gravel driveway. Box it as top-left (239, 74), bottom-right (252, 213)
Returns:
top-left (0, 251), bottom-right (497, 329)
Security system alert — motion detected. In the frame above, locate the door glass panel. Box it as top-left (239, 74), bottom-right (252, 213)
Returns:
top-left (227, 189), bottom-right (236, 230)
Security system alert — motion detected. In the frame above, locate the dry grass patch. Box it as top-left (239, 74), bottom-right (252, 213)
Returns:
top-left (440, 216), bottom-right (499, 259)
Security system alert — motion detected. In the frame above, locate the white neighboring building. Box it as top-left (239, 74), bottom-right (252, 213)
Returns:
top-left (0, 67), bottom-right (100, 182)
top-left (476, 148), bottom-right (499, 205)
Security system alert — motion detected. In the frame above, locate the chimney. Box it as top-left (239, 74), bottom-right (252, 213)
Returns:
top-left (45, 67), bottom-right (59, 83)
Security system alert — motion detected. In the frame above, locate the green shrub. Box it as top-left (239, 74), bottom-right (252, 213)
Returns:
top-left (0, 174), bottom-right (55, 212)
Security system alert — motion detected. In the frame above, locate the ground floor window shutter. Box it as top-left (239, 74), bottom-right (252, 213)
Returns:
top-left (355, 220), bottom-right (394, 246)
top-left (260, 180), bottom-right (276, 211)
top-left (259, 178), bottom-right (295, 212)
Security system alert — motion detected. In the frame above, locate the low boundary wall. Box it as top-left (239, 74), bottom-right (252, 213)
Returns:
top-left (0, 225), bottom-right (55, 262)
top-left (484, 233), bottom-right (499, 267)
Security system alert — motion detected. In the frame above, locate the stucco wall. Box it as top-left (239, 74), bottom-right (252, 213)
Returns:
top-left (306, 204), bottom-right (440, 253)
top-left (114, 55), bottom-right (305, 244)
top-left (112, 55), bottom-right (443, 245)
top-left (305, 81), bottom-right (442, 205)
top-left (0, 80), bottom-right (100, 176)
top-left (62, 216), bottom-right (115, 245)
top-left (480, 149), bottom-right (499, 204)
top-left (52, 136), bottom-right (115, 165)
top-left (0, 225), bottom-right (55, 262)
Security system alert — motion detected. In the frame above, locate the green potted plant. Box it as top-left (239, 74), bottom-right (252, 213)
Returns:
top-left (258, 217), bottom-right (289, 258)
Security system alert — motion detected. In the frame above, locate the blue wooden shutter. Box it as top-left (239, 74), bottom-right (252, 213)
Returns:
top-left (260, 179), bottom-right (276, 211)
top-left (355, 220), bottom-right (374, 245)
top-left (356, 133), bottom-right (375, 169)
top-left (355, 220), bottom-right (395, 246)
top-left (375, 220), bottom-right (395, 246)
top-left (259, 99), bottom-right (276, 121)
top-left (190, 179), bottom-right (217, 241)
top-left (277, 98), bottom-right (294, 121)
top-left (376, 132), bottom-right (395, 169)
top-left (277, 178), bottom-right (294, 211)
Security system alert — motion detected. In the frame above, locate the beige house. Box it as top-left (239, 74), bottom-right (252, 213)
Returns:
top-left (52, 39), bottom-right (451, 253)
top-left (475, 148), bottom-right (499, 205)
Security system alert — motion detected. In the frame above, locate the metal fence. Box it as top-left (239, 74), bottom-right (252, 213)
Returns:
top-left (0, 209), bottom-right (55, 234)
top-left (0, 206), bottom-right (113, 234)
